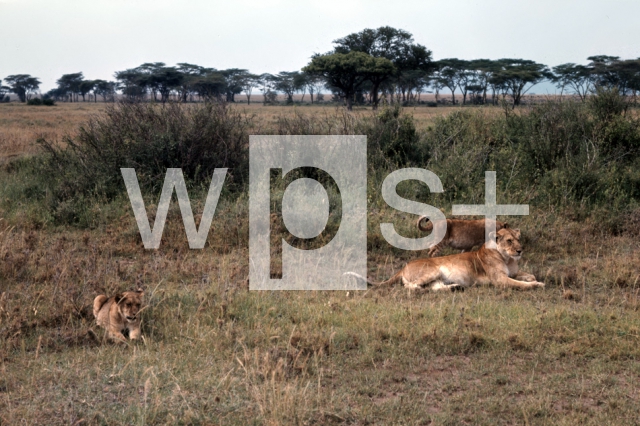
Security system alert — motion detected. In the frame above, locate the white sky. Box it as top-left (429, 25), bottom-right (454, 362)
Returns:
top-left (1, 0), bottom-right (639, 93)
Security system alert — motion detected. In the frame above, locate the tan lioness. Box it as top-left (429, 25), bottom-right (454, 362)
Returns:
top-left (93, 289), bottom-right (144, 343)
top-left (346, 228), bottom-right (544, 291)
top-left (417, 216), bottom-right (508, 257)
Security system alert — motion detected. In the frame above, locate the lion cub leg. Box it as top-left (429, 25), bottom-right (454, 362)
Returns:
top-left (427, 242), bottom-right (444, 257)
top-left (128, 323), bottom-right (141, 340)
top-left (107, 327), bottom-right (128, 344)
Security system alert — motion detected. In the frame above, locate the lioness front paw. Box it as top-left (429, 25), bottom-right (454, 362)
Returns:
top-left (534, 281), bottom-right (545, 288)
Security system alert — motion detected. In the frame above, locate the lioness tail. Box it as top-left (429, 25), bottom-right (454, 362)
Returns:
top-left (343, 271), bottom-right (403, 287)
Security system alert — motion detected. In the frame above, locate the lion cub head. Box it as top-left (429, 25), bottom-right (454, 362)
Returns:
top-left (491, 228), bottom-right (523, 260)
top-left (116, 290), bottom-right (144, 322)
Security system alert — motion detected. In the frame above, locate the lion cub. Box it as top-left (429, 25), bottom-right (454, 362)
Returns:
top-left (93, 289), bottom-right (144, 343)
top-left (417, 216), bottom-right (508, 257)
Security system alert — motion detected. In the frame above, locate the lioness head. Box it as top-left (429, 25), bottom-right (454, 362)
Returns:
top-left (490, 228), bottom-right (523, 260)
top-left (116, 289), bottom-right (144, 322)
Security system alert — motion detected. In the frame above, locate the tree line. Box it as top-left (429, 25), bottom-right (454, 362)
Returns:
top-left (2, 27), bottom-right (639, 109)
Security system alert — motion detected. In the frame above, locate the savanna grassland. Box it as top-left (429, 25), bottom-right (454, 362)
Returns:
top-left (1, 97), bottom-right (640, 425)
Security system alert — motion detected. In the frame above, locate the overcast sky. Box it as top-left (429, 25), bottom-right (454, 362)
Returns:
top-left (1, 0), bottom-right (639, 92)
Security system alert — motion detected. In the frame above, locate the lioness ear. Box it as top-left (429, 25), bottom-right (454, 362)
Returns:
top-left (513, 228), bottom-right (521, 239)
top-left (502, 223), bottom-right (509, 229)
top-left (114, 293), bottom-right (124, 304)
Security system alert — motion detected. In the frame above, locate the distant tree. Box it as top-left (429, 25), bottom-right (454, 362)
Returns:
top-left (192, 71), bottom-right (227, 101)
top-left (466, 59), bottom-right (497, 104)
top-left (272, 71), bottom-right (297, 104)
top-left (151, 67), bottom-right (184, 103)
top-left (56, 72), bottom-right (84, 102)
top-left (332, 26), bottom-right (431, 108)
top-left (220, 69), bottom-right (247, 102)
top-left (304, 51), bottom-right (394, 110)
top-left (176, 63), bottom-right (207, 102)
top-left (586, 56), bottom-right (640, 100)
top-left (490, 59), bottom-right (552, 107)
top-left (258, 73), bottom-right (277, 104)
top-left (238, 72), bottom-right (260, 104)
top-left (93, 80), bottom-right (116, 102)
top-left (305, 74), bottom-right (325, 104)
top-left (435, 59), bottom-right (464, 104)
top-left (5, 74), bottom-right (41, 102)
top-left (0, 79), bottom-right (10, 100)
top-left (79, 80), bottom-right (95, 102)
top-left (293, 72), bottom-right (310, 102)
top-left (114, 69), bottom-right (143, 100)
top-left (552, 63), bottom-right (592, 101)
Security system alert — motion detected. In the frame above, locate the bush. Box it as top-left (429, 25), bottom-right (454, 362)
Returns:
top-left (36, 101), bottom-right (250, 224)
top-left (26, 97), bottom-right (55, 106)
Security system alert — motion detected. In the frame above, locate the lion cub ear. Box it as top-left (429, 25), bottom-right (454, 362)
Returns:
top-left (502, 223), bottom-right (509, 229)
top-left (114, 293), bottom-right (124, 304)
top-left (135, 288), bottom-right (145, 297)
top-left (512, 229), bottom-right (521, 239)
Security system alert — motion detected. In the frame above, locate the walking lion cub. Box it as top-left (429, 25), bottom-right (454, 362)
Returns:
top-left (93, 289), bottom-right (144, 343)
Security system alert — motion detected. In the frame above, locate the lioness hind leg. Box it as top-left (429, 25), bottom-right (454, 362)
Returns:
top-left (493, 275), bottom-right (545, 290)
top-left (430, 282), bottom-right (464, 292)
top-left (515, 272), bottom-right (537, 282)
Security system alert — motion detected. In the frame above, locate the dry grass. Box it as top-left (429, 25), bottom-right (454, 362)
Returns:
top-left (1, 101), bottom-right (640, 424)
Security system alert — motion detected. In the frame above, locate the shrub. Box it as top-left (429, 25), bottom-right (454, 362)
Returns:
top-left (36, 101), bottom-right (250, 224)
top-left (26, 97), bottom-right (55, 106)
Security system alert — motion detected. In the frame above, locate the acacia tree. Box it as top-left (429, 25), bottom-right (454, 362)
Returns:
top-left (552, 63), bottom-right (592, 101)
top-left (490, 59), bottom-right (552, 107)
top-left (258, 73), bottom-right (277, 104)
top-left (239, 72), bottom-right (260, 104)
top-left (79, 80), bottom-right (95, 102)
top-left (304, 51), bottom-right (394, 110)
top-left (333, 26), bottom-right (432, 108)
top-left (192, 70), bottom-right (227, 101)
top-left (93, 80), bottom-right (116, 102)
top-left (434, 59), bottom-right (464, 104)
top-left (5, 74), bottom-right (41, 102)
top-left (176, 63), bottom-right (207, 102)
top-left (273, 71), bottom-right (297, 104)
top-left (305, 74), bottom-right (325, 103)
top-left (0, 79), bottom-right (10, 101)
top-left (56, 72), bottom-right (84, 102)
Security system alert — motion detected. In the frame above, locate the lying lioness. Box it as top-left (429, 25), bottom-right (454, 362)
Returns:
top-left (93, 289), bottom-right (144, 343)
top-left (417, 216), bottom-right (508, 257)
top-left (346, 228), bottom-right (544, 291)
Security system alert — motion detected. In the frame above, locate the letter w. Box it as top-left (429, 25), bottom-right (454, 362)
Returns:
top-left (121, 168), bottom-right (227, 249)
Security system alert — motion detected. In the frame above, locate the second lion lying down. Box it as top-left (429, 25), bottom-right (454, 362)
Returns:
top-left (346, 227), bottom-right (544, 291)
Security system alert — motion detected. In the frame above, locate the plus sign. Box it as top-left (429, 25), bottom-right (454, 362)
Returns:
top-left (452, 171), bottom-right (529, 247)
